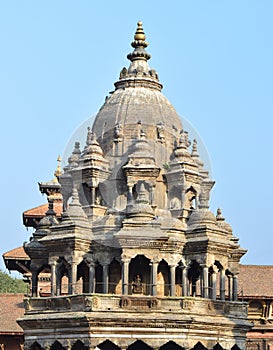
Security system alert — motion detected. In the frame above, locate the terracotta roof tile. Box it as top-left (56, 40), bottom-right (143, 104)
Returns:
top-left (23, 202), bottom-right (63, 217)
top-left (2, 246), bottom-right (29, 260)
top-left (0, 294), bottom-right (25, 334)
top-left (239, 265), bottom-right (273, 297)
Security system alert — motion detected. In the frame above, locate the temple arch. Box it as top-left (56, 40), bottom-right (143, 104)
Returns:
top-left (109, 258), bottom-right (122, 294)
top-left (56, 258), bottom-right (70, 295)
top-left (191, 342), bottom-right (207, 350)
top-left (51, 341), bottom-right (65, 350)
top-left (157, 259), bottom-right (170, 296)
top-left (97, 340), bottom-right (121, 350)
top-left (29, 342), bottom-right (42, 350)
top-left (188, 260), bottom-right (202, 297)
top-left (128, 340), bottom-right (153, 350)
top-left (159, 340), bottom-right (184, 350)
top-left (129, 255), bottom-right (151, 295)
top-left (71, 340), bottom-right (88, 349)
top-left (213, 343), bottom-right (224, 350)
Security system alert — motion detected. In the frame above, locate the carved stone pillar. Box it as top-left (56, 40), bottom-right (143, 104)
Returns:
top-left (202, 265), bottom-right (209, 299)
top-left (181, 266), bottom-right (187, 296)
top-left (170, 265), bottom-right (176, 296)
top-left (220, 268), bottom-right (226, 300)
top-left (31, 267), bottom-right (38, 297)
top-left (152, 260), bottom-right (159, 296)
top-left (150, 185), bottom-right (155, 207)
top-left (233, 274), bottom-right (238, 301)
top-left (211, 270), bottom-right (217, 300)
top-left (51, 261), bottom-right (57, 296)
top-left (70, 261), bottom-right (77, 294)
top-left (88, 262), bottom-right (95, 293)
top-left (102, 263), bottom-right (109, 294)
top-left (228, 275), bottom-right (232, 301)
top-left (91, 186), bottom-right (96, 205)
top-left (122, 256), bottom-right (130, 295)
top-left (127, 185), bottom-right (133, 203)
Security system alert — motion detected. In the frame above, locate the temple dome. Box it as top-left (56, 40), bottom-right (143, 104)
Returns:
top-left (92, 22), bottom-right (182, 163)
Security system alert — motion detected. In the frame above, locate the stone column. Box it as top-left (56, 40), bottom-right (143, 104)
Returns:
top-left (220, 269), bottom-right (226, 300)
top-left (211, 270), bottom-right (217, 300)
top-left (170, 265), bottom-right (176, 297)
top-left (122, 257), bottom-right (130, 295)
top-left (91, 186), bottom-right (96, 205)
top-left (127, 185), bottom-right (133, 203)
top-left (31, 269), bottom-right (38, 297)
top-left (51, 261), bottom-right (57, 296)
top-left (152, 260), bottom-right (159, 296)
top-left (70, 261), bottom-right (77, 294)
top-left (181, 266), bottom-right (187, 297)
top-left (228, 275), bottom-right (232, 301)
top-left (150, 186), bottom-right (155, 207)
top-left (102, 263), bottom-right (109, 294)
top-left (233, 274), bottom-right (238, 301)
top-left (88, 262), bottom-right (95, 293)
top-left (202, 265), bottom-right (209, 299)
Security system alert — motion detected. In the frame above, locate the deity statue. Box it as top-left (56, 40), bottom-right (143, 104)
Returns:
top-left (132, 274), bottom-right (143, 294)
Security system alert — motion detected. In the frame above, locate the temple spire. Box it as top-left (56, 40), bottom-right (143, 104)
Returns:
top-left (127, 21), bottom-right (151, 62)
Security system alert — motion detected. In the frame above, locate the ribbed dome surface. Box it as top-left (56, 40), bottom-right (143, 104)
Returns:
top-left (93, 87), bottom-right (182, 139)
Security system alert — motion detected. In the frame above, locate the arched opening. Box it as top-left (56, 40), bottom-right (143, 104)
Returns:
top-left (157, 260), bottom-right (170, 296)
top-left (56, 258), bottom-right (70, 295)
top-left (30, 342), bottom-right (42, 350)
top-left (97, 340), bottom-right (121, 350)
top-left (37, 264), bottom-right (51, 297)
top-left (191, 342), bottom-right (207, 350)
top-left (129, 255), bottom-right (151, 295)
top-left (185, 186), bottom-right (197, 210)
top-left (188, 261), bottom-right (201, 297)
top-left (51, 341), bottom-right (65, 350)
top-left (95, 263), bottom-right (103, 293)
top-left (213, 344), bottom-right (224, 350)
top-left (72, 340), bottom-right (88, 350)
top-left (128, 340), bottom-right (153, 350)
top-left (109, 259), bottom-right (122, 294)
top-left (160, 340), bottom-right (184, 350)
top-left (231, 345), bottom-right (241, 350)
top-left (77, 260), bottom-right (89, 293)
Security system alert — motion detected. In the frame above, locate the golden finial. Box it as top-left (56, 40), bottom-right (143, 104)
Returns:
top-left (128, 21), bottom-right (150, 62)
top-left (54, 155), bottom-right (62, 179)
top-left (134, 21), bottom-right (146, 41)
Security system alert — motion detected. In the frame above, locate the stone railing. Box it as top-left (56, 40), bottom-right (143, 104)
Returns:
top-left (24, 294), bottom-right (248, 319)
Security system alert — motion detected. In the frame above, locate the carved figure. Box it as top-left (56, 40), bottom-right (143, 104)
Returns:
top-left (115, 122), bottom-right (123, 140)
top-left (132, 275), bottom-right (143, 294)
top-left (157, 123), bottom-right (165, 142)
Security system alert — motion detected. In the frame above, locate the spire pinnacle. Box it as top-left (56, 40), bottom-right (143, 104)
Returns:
top-left (127, 21), bottom-right (151, 62)
top-left (54, 155), bottom-right (62, 180)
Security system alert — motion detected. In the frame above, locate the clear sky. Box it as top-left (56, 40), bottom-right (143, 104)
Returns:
top-left (0, 1), bottom-right (273, 273)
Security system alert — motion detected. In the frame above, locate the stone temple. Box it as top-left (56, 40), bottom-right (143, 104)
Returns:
top-left (18, 22), bottom-right (252, 350)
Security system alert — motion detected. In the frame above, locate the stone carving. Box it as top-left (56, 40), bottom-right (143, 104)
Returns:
top-left (120, 297), bottom-right (131, 308)
top-left (181, 299), bottom-right (195, 310)
top-left (66, 297), bottom-right (71, 309)
top-left (24, 299), bottom-right (31, 311)
top-left (114, 122), bottom-right (123, 141)
top-left (157, 123), bottom-right (165, 142)
top-left (132, 275), bottom-right (144, 294)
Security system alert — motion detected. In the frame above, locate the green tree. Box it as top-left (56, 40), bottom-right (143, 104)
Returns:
top-left (0, 270), bottom-right (28, 293)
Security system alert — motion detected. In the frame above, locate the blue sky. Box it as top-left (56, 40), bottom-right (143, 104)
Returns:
top-left (0, 1), bottom-right (273, 273)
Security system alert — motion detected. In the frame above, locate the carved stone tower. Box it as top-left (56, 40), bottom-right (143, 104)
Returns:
top-left (18, 22), bottom-right (252, 350)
